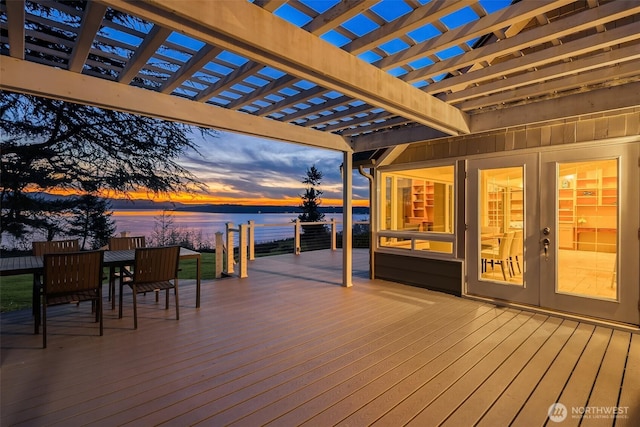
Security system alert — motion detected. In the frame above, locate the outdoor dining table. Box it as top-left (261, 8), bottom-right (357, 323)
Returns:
top-left (0, 247), bottom-right (202, 308)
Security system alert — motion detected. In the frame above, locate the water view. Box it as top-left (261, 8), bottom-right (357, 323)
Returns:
top-left (0, 210), bottom-right (370, 251)
top-left (113, 210), bottom-right (369, 244)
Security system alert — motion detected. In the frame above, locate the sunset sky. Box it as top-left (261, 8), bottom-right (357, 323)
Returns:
top-left (146, 130), bottom-right (371, 207)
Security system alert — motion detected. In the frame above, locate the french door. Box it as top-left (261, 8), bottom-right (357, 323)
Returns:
top-left (467, 143), bottom-right (639, 325)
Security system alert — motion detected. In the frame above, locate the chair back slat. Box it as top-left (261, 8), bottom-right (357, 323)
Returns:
top-left (43, 251), bottom-right (104, 294)
top-left (109, 236), bottom-right (146, 251)
top-left (33, 239), bottom-right (79, 256)
top-left (133, 246), bottom-right (180, 283)
top-left (509, 230), bottom-right (524, 256)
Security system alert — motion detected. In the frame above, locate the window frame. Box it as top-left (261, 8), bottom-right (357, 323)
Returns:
top-left (376, 160), bottom-right (458, 260)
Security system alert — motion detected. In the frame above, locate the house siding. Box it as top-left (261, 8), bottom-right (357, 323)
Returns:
top-left (391, 109), bottom-right (640, 165)
top-left (375, 252), bottom-right (463, 296)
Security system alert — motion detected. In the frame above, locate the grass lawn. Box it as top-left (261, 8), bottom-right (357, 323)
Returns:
top-left (0, 252), bottom-right (217, 312)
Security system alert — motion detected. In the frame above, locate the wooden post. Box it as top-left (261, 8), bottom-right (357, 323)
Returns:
top-left (225, 222), bottom-right (234, 275)
top-left (331, 218), bottom-right (337, 251)
top-left (239, 223), bottom-right (248, 278)
top-left (342, 152), bottom-right (353, 287)
top-left (294, 219), bottom-right (301, 255)
top-left (248, 220), bottom-right (255, 260)
top-left (215, 232), bottom-right (223, 279)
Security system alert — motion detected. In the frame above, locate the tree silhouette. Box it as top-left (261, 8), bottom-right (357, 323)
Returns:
top-left (298, 165), bottom-right (328, 243)
top-left (0, 3), bottom-right (216, 247)
top-left (67, 195), bottom-right (117, 250)
top-left (0, 92), bottom-right (214, 245)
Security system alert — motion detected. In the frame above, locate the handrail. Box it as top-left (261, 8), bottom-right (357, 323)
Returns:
top-left (223, 219), bottom-right (370, 278)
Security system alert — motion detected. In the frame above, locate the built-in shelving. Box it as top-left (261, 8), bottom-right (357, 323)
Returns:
top-left (559, 163), bottom-right (618, 252)
top-left (408, 179), bottom-right (434, 231)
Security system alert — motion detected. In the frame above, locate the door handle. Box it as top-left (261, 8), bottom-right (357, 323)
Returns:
top-left (542, 238), bottom-right (550, 261)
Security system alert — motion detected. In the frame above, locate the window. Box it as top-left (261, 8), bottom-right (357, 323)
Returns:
top-left (379, 165), bottom-right (455, 255)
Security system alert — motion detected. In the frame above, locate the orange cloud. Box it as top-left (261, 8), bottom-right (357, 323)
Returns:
top-left (36, 189), bottom-right (369, 207)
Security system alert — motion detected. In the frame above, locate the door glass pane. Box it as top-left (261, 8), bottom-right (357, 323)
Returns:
top-left (479, 167), bottom-right (524, 285)
top-left (557, 160), bottom-right (618, 299)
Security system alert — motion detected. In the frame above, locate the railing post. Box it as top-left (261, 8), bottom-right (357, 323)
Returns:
top-left (331, 218), bottom-right (337, 251)
top-left (248, 220), bottom-right (255, 260)
top-left (239, 223), bottom-right (248, 278)
top-left (294, 219), bottom-right (301, 255)
top-left (225, 222), bottom-right (234, 275)
top-left (215, 232), bottom-right (223, 279)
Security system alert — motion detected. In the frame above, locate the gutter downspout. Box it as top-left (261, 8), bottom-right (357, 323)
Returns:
top-left (358, 164), bottom-right (375, 280)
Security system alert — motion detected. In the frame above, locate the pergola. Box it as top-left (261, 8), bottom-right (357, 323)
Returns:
top-left (1, 0), bottom-right (639, 285)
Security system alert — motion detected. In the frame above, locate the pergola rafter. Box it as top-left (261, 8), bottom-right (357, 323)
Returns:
top-left (0, 0), bottom-right (637, 151)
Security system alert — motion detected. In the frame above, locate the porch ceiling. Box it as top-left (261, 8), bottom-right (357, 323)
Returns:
top-left (1, 0), bottom-right (638, 153)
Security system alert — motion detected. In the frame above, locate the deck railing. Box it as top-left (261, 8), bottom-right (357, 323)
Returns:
top-left (218, 219), bottom-right (370, 278)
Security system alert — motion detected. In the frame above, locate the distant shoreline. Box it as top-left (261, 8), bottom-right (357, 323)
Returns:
top-left (109, 199), bottom-right (368, 215)
top-left (30, 193), bottom-right (370, 214)
top-left (171, 204), bottom-right (369, 215)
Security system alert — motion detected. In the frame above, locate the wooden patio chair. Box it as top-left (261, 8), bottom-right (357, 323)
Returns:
top-left (35, 250), bottom-right (104, 348)
top-left (32, 238), bottom-right (79, 256)
top-left (119, 246), bottom-right (181, 329)
top-left (108, 236), bottom-right (146, 251)
top-left (108, 236), bottom-right (146, 308)
top-left (481, 231), bottom-right (515, 281)
top-left (31, 239), bottom-right (80, 317)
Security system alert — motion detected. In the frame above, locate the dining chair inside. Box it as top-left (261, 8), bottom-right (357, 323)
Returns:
top-left (35, 250), bottom-right (104, 348)
top-left (119, 246), bottom-right (181, 329)
top-left (509, 230), bottom-right (524, 276)
top-left (108, 236), bottom-right (146, 309)
top-left (481, 231), bottom-right (515, 281)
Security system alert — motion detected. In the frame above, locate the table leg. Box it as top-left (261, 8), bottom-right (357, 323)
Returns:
top-left (196, 255), bottom-right (201, 308)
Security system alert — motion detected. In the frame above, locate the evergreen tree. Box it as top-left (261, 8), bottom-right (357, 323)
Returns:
top-left (68, 195), bottom-right (117, 250)
top-left (298, 165), bottom-right (328, 243)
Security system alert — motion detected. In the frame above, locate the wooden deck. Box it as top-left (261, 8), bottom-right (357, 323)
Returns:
top-left (1, 249), bottom-right (638, 426)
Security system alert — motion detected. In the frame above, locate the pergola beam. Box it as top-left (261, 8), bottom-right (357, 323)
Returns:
top-left (226, 74), bottom-right (295, 110)
top-left (443, 44), bottom-right (640, 105)
top-left (161, 45), bottom-right (221, 95)
top-left (97, 0), bottom-right (470, 136)
top-left (196, 61), bottom-right (262, 102)
top-left (434, 22), bottom-right (640, 95)
top-left (456, 60), bottom-right (640, 112)
top-left (345, 0), bottom-right (475, 56)
top-left (68, 2), bottom-right (107, 73)
top-left (376, 0), bottom-right (574, 71)
top-left (469, 82), bottom-right (640, 133)
top-left (5, 0), bottom-right (25, 59)
top-left (0, 57), bottom-right (351, 152)
top-left (304, 0), bottom-right (377, 35)
top-left (421, 1), bottom-right (640, 91)
top-left (117, 25), bottom-right (172, 84)
top-left (351, 126), bottom-right (448, 152)
top-left (351, 82), bottom-right (640, 151)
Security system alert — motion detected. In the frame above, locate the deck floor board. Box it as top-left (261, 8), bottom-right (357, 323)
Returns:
top-left (1, 249), bottom-right (637, 426)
